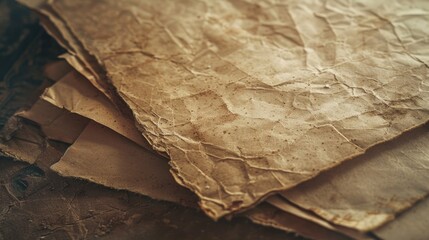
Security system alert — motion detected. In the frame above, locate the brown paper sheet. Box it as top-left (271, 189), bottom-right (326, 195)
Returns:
top-left (40, 70), bottom-right (151, 150)
top-left (245, 203), bottom-right (352, 240)
top-left (8, 102), bottom-right (340, 240)
top-left (51, 121), bottom-right (197, 207)
top-left (18, 99), bottom-right (88, 144)
top-left (20, 0), bottom-right (429, 219)
top-left (10, 71), bottom-right (355, 239)
top-left (0, 122), bottom-right (305, 240)
top-left (266, 196), bottom-right (369, 240)
top-left (28, 64), bottom-right (429, 235)
top-left (282, 124), bottom-right (429, 231)
top-left (10, 63), bottom-right (428, 239)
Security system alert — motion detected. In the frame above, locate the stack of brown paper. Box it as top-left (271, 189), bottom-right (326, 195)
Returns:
top-left (2, 0), bottom-right (429, 239)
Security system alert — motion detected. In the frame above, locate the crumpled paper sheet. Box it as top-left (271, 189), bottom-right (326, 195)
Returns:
top-left (4, 104), bottom-right (338, 240)
top-left (42, 54), bottom-right (382, 236)
top-left (12, 118), bottom-right (350, 240)
top-left (19, 0), bottom-right (429, 219)
top-left (20, 64), bottom-right (428, 239)
top-left (12, 70), bottom-right (358, 239)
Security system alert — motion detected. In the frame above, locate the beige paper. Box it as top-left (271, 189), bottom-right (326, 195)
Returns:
top-left (266, 196), bottom-right (369, 240)
top-left (374, 197), bottom-right (429, 240)
top-left (30, 64), bottom-right (429, 234)
top-left (18, 99), bottom-right (88, 144)
top-left (12, 70), bottom-right (357, 239)
top-left (11, 99), bottom-right (340, 240)
top-left (51, 121), bottom-right (197, 207)
top-left (245, 203), bottom-right (352, 240)
top-left (21, 0), bottom-right (429, 218)
top-left (40, 70), bottom-right (151, 150)
top-left (15, 66), bottom-right (429, 239)
top-left (282, 124), bottom-right (429, 231)
top-left (0, 118), bottom-right (45, 164)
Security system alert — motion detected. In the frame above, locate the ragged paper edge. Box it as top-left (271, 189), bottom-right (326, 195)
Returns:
top-left (34, 63), bottom-right (377, 238)
top-left (30, 57), bottom-right (428, 234)
top-left (11, 65), bottom-right (359, 239)
top-left (374, 196), bottom-right (429, 240)
top-left (31, 1), bottom-right (131, 117)
top-left (244, 203), bottom-right (352, 240)
top-left (267, 196), bottom-right (371, 240)
top-left (37, 67), bottom-right (155, 152)
top-left (17, 72), bottom-right (428, 239)
top-left (51, 121), bottom-right (198, 207)
top-left (14, 99), bottom-right (354, 240)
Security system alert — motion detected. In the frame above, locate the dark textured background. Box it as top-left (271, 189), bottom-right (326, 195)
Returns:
top-left (0, 1), bottom-right (304, 239)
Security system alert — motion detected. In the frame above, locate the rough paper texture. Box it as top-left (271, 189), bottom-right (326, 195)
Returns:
top-left (24, 0), bottom-right (429, 218)
top-left (15, 61), bottom-right (429, 238)
top-left (14, 91), bottom-right (330, 240)
top-left (15, 67), bottom-right (355, 239)
top-left (31, 62), bottom-right (429, 234)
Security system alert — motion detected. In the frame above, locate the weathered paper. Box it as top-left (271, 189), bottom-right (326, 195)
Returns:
top-left (40, 70), bottom-right (151, 150)
top-left (266, 196), bottom-right (369, 240)
top-left (374, 196), bottom-right (429, 240)
top-left (18, 99), bottom-right (88, 144)
top-left (0, 118), bottom-right (45, 164)
top-left (10, 98), bottom-right (337, 240)
top-left (20, 0), bottom-right (429, 218)
top-left (0, 124), bottom-right (301, 240)
top-left (245, 203), bottom-right (352, 240)
top-left (12, 70), bottom-right (359, 239)
top-left (51, 121), bottom-right (197, 207)
top-left (26, 63), bottom-right (429, 235)
top-left (14, 66), bottom-right (429, 239)
top-left (282, 124), bottom-right (429, 231)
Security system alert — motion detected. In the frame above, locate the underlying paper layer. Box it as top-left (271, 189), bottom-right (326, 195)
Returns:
top-left (40, 70), bottom-right (152, 150)
top-left (374, 197), bottom-right (429, 240)
top-left (282, 124), bottom-right (429, 231)
top-left (51, 121), bottom-right (197, 207)
top-left (21, 0), bottom-right (429, 218)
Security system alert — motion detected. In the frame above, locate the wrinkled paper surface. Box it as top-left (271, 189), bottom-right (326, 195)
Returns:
top-left (15, 67), bottom-right (358, 239)
top-left (22, 64), bottom-right (429, 236)
top-left (20, 0), bottom-right (429, 219)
